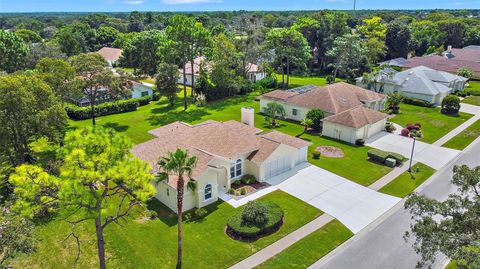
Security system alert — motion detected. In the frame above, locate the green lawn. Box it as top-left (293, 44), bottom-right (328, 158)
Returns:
top-left (274, 74), bottom-right (340, 88)
top-left (14, 191), bottom-right (322, 269)
top-left (379, 163), bottom-right (436, 198)
top-left (466, 81), bottom-right (480, 91)
top-left (389, 103), bottom-right (473, 144)
top-left (442, 119), bottom-right (480, 150)
top-left (255, 220), bottom-right (352, 269)
top-left (461, 95), bottom-right (480, 106)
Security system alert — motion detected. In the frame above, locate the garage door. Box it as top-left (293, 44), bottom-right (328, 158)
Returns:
top-left (264, 156), bottom-right (291, 180)
top-left (296, 147), bottom-right (308, 165)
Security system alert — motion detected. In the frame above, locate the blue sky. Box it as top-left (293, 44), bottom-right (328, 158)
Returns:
top-left (1, 0), bottom-right (479, 12)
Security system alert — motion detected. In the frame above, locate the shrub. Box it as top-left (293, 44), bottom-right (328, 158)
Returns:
top-left (136, 95), bottom-right (151, 106)
top-left (257, 76), bottom-right (277, 89)
top-left (65, 99), bottom-right (139, 120)
top-left (401, 128), bottom-right (410, 137)
top-left (457, 67), bottom-right (473, 80)
top-left (367, 149), bottom-right (390, 163)
top-left (306, 109), bottom-right (325, 131)
top-left (228, 188), bottom-right (235, 195)
top-left (441, 95), bottom-right (460, 115)
top-left (195, 92), bottom-right (207, 107)
top-left (242, 201), bottom-right (268, 226)
top-left (406, 123), bottom-right (420, 131)
top-left (312, 150), bottom-right (321, 159)
top-left (403, 97), bottom-right (435, 107)
top-left (355, 138), bottom-right (365, 146)
top-left (240, 187), bottom-right (247, 195)
top-left (385, 122), bottom-right (396, 133)
top-left (241, 175), bottom-right (256, 185)
top-left (326, 75), bottom-right (335, 84)
top-left (231, 180), bottom-right (241, 188)
top-left (152, 92), bottom-right (160, 101)
top-left (195, 208), bottom-right (208, 219)
top-left (387, 152), bottom-right (406, 164)
top-left (227, 201), bottom-right (284, 238)
top-left (465, 88), bottom-right (480, 96)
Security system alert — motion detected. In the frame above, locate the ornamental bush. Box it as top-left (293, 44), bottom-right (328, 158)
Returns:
top-left (65, 99), bottom-right (139, 120)
top-left (241, 175), bottom-right (256, 185)
top-left (441, 95), bottom-right (461, 115)
top-left (403, 97), bottom-right (435, 107)
top-left (367, 149), bottom-right (390, 163)
top-left (227, 201), bottom-right (284, 239)
top-left (136, 95), bottom-right (152, 106)
top-left (401, 128), bottom-right (410, 137)
top-left (306, 109), bottom-right (325, 131)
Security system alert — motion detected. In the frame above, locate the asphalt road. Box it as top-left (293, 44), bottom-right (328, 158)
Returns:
top-left (310, 138), bottom-right (480, 269)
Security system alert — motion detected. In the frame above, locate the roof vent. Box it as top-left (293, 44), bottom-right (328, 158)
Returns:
top-left (241, 107), bottom-right (255, 126)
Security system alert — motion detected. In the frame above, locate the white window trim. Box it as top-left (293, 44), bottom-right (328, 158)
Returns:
top-left (230, 159), bottom-right (243, 179)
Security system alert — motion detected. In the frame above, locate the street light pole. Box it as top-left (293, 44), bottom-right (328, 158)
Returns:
top-left (408, 137), bottom-right (416, 173)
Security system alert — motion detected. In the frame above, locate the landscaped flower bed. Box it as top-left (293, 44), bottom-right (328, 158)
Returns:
top-left (229, 175), bottom-right (268, 197)
top-left (226, 201), bottom-right (284, 241)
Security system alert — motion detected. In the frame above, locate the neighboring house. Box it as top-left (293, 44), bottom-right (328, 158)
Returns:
top-left (177, 56), bottom-right (266, 86)
top-left (378, 57), bottom-right (409, 67)
top-left (132, 108), bottom-right (310, 213)
top-left (356, 66), bottom-right (468, 105)
top-left (259, 82), bottom-right (388, 144)
top-left (76, 80), bottom-right (153, 107)
top-left (97, 47), bottom-right (122, 67)
top-left (403, 46), bottom-right (480, 79)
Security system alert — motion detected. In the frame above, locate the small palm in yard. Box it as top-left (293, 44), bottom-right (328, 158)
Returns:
top-left (264, 102), bottom-right (286, 127)
top-left (298, 118), bottom-right (313, 137)
top-left (157, 149), bottom-right (197, 269)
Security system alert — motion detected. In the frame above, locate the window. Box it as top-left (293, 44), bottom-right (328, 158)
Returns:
top-left (230, 159), bottom-right (242, 178)
top-left (141, 91), bottom-right (149, 97)
top-left (292, 108), bottom-right (298, 116)
top-left (204, 184), bottom-right (212, 200)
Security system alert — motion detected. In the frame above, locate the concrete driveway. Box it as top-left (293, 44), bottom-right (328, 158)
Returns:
top-left (266, 164), bottom-right (401, 234)
top-left (366, 133), bottom-right (460, 170)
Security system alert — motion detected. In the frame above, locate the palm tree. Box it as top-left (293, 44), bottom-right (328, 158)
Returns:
top-left (298, 117), bottom-right (313, 137)
top-left (264, 102), bottom-right (286, 127)
top-left (157, 149), bottom-right (197, 269)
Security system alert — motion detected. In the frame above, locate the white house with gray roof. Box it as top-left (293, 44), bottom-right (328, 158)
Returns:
top-left (356, 65), bottom-right (467, 105)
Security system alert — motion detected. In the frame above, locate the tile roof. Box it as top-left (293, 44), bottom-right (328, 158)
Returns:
top-left (97, 47), bottom-right (122, 62)
top-left (132, 120), bottom-right (310, 187)
top-left (179, 57), bottom-right (262, 76)
top-left (261, 82), bottom-right (385, 114)
top-left (446, 48), bottom-right (480, 62)
top-left (404, 55), bottom-right (480, 75)
top-left (378, 57), bottom-right (410, 67)
top-left (322, 106), bottom-right (388, 128)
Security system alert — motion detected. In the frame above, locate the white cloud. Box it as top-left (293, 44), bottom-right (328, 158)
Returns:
top-left (124, 0), bottom-right (144, 4)
top-left (162, 0), bottom-right (223, 4)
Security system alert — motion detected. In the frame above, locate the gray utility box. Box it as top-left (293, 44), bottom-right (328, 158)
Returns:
top-left (385, 158), bottom-right (397, 168)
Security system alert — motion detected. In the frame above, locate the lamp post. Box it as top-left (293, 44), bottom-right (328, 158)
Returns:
top-left (408, 137), bottom-right (416, 173)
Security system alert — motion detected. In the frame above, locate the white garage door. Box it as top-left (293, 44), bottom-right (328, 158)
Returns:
top-left (264, 156), bottom-right (291, 180)
top-left (296, 147), bottom-right (308, 165)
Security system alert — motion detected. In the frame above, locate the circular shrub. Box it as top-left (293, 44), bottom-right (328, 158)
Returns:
top-left (306, 109), bottom-right (325, 131)
top-left (441, 95), bottom-right (461, 115)
top-left (312, 150), bottom-right (321, 159)
top-left (401, 128), bottom-right (410, 137)
top-left (227, 201), bottom-right (284, 239)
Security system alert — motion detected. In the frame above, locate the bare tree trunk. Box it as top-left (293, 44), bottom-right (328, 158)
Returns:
top-left (190, 61), bottom-right (195, 97)
top-left (176, 176), bottom-right (184, 269)
top-left (90, 101), bottom-right (96, 126)
top-left (95, 217), bottom-right (106, 269)
top-left (281, 64), bottom-right (285, 89)
top-left (182, 65), bottom-right (187, 111)
top-left (286, 59), bottom-right (290, 89)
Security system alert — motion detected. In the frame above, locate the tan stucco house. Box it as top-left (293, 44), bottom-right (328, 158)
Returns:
top-left (132, 109), bottom-right (310, 213)
top-left (259, 82), bottom-right (388, 144)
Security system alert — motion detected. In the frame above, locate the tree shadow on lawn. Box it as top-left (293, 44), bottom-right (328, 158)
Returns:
top-left (147, 108), bottom-right (210, 127)
top-left (147, 198), bottom-right (223, 227)
top-left (103, 122), bottom-right (130, 132)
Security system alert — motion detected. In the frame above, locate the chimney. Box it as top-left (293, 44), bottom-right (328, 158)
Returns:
top-left (241, 107), bottom-right (254, 126)
top-left (447, 45), bottom-right (452, 53)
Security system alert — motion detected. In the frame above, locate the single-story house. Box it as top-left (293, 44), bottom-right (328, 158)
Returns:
top-left (132, 108), bottom-right (310, 213)
top-left (403, 48), bottom-right (480, 79)
top-left (97, 47), bottom-right (122, 67)
top-left (77, 80), bottom-right (154, 107)
top-left (356, 65), bottom-right (468, 105)
top-left (259, 82), bottom-right (388, 144)
top-left (177, 56), bottom-right (266, 86)
top-left (378, 57), bottom-right (409, 67)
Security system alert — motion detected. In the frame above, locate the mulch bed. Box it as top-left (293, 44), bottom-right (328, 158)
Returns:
top-left (224, 218), bottom-right (284, 242)
top-left (315, 146), bottom-right (345, 158)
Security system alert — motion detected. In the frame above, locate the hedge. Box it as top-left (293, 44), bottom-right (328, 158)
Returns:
top-left (465, 89), bottom-right (480, 96)
top-left (367, 149), bottom-right (406, 164)
top-left (137, 95), bottom-right (152, 106)
top-left (402, 97), bottom-right (435, 107)
top-left (227, 201), bottom-right (284, 239)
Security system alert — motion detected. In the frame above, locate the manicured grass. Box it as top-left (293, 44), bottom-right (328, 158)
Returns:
top-left (379, 163), bottom-right (436, 198)
top-left (389, 103), bottom-right (473, 144)
top-left (466, 81), bottom-right (480, 91)
top-left (461, 95), bottom-right (480, 106)
top-left (14, 191), bottom-right (322, 268)
top-left (442, 119), bottom-right (480, 150)
top-left (274, 73), bottom-right (340, 88)
top-left (256, 220), bottom-right (353, 269)
top-left (139, 78), bottom-right (155, 84)
top-left (69, 90), bottom-right (391, 185)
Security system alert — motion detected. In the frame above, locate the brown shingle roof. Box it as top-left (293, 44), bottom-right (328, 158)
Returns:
top-left (448, 48), bottom-right (480, 62)
top-left (261, 82), bottom-right (385, 114)
top-left (97, 47), bottom-right (122, 62)
top-left (322, 106), bottom-right (387, 128)
top-left (404, 55), bottom-right (480, 75)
